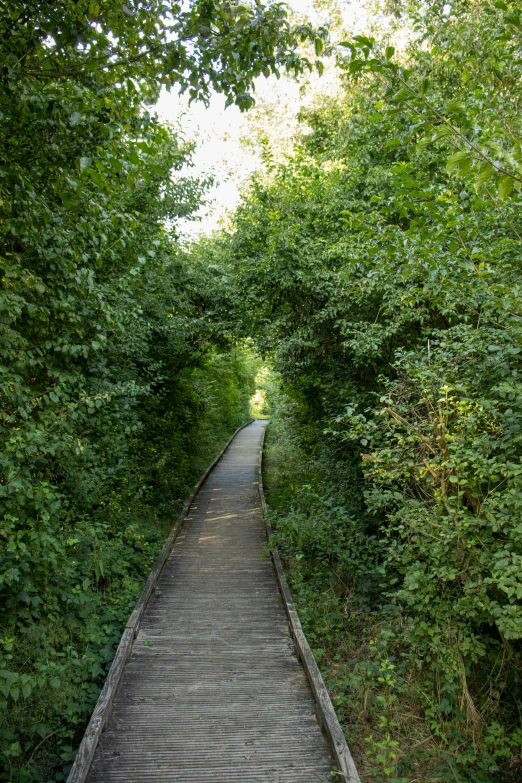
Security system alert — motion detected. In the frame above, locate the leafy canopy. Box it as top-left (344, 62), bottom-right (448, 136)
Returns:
top-left (1, 0), bottom-right (326, 109)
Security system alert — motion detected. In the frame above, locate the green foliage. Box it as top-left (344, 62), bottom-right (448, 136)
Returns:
top-left (263, 392), bottom-right (522, 782)
top-left (2, 0), bottom-right (326, 110)
top-left (341, 0), bottom-right (522, 199)
top-left (208, 0), bottom-right (522, 777)
top-left (0, 0), bottom-right (303, 778)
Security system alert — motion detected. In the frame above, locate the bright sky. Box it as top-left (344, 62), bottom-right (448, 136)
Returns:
top-left (155, 1), bottom-right (368, 237)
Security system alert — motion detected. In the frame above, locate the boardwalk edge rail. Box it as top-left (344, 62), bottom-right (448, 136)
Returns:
top-left (67, 420), bottom-right (254, 783)
top-left (257, 424), bottom-right (362, 783)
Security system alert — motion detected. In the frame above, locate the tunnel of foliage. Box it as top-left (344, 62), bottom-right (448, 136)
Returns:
top-left (199, 0), bottom-right (522, 780)
top-left (4, 0), bottom-right (522, 781)
top-left (0, 1), bottom-right (325, 780)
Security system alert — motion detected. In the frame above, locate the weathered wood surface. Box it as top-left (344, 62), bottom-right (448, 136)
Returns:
top-left (76, 419), bottom-right (358, 783)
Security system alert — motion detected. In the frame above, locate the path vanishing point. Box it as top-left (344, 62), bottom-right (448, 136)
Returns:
top-left (69, 420), bottom-right (360, 783)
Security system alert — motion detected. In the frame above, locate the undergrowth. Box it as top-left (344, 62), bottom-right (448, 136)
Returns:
top-left (263, 389), bottom-right (522, 783)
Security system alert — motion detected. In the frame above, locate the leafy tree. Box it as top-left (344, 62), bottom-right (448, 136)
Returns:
top-left (0, 1), bottom-right (315, 779)
top-left (1, 0), bottom-right (324, 108)
top-left (209, 1), bottom-right (522, 778)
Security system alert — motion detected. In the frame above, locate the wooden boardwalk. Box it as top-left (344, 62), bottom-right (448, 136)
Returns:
top-left (79, 420), bottom-right (354, 783)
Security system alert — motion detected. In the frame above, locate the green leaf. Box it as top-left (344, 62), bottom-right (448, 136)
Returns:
top-left (446, 149), bottom-right (473, 176)
top-left (353, 35), bottom-right (375, 48)
top-left (498, 174), bottom-right (514, 200)
top-left (474, 162), bottom-right (495, 190)
top-left (348, 60), bottom-right (364, 73)
top-left (416, 136), bottom-right (433, 153)
top-left (505, 11), bottom-right (522, 27)
top-left (390, 87), bottom-right (412, 103)
top-left (432, 126), bottom-right (453, 142)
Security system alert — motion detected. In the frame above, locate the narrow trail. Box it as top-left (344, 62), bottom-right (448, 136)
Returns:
top-left (83, 420), bottom-right (338, 782)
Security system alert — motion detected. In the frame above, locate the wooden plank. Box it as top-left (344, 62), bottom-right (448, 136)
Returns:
top-left (67, 420), bottom-right (253, 783)
top-left (257, 424), bottom-right (361, 783)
